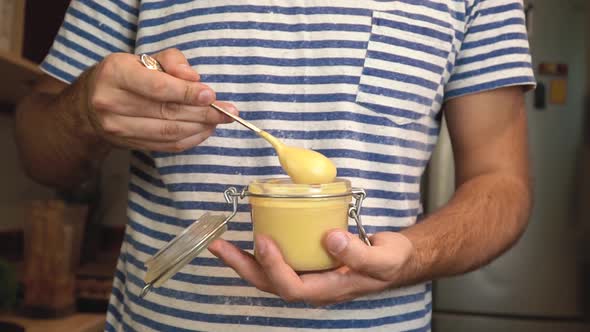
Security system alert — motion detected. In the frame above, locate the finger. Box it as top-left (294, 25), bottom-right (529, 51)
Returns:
top-left (254, 235), bottom-right (306, 302)
top-left (100, 113), bottom-right (212, 142)
top-left (298, 269), bottom-right (390, 307)
top-left (103, 89), bottom-right (238, 124)
top-left (324, 231), bottom-right (413, 281)
top-left (128, 69), bottom-right (215, 105)
top-left (208, 239), bottom-right (274, 293)
top-left (125, 126), bottom-right (215, 152)
top-left (110, 55), bottom-right (215, 106)
top-left (153, 48), bottom-right (200, 82)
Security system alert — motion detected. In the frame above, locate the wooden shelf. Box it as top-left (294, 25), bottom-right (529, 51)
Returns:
top-left (0, 51), bottom-right (42, 104)
top-left (0, 313), bottom-right (105, 332)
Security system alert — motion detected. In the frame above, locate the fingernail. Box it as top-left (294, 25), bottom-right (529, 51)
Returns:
top-left (178, 64), bottom-right (193, 73)
top-left (198, 89), bottom-right (214, 104)
top-left (255, 235), bottom-right (267, 257)
top-left (178, 64), bottom-right (195, 74)
top-left (225, 105), bottom-right (239, 115)
top-left (326, 232), bottom-right (349, 254)
top-left (207, 239), bottom-right (222, 254)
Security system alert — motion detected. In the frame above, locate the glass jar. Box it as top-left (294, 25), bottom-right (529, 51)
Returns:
top-left (248, 178), bottom-right (365, 271)
top-left (140, 178), bottom-right (369, 297)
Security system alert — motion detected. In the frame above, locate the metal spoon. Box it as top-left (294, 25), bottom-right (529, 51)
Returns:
top-left (139, 54), bottom-right (337, 184)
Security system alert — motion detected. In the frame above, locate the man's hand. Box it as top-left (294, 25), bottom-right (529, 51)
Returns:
top-left (85, 48), bottom-right (237, 152)
top-left (208, 230), bottom-right (413, 306)
top-left (16, 48), bottom-right (238, 187)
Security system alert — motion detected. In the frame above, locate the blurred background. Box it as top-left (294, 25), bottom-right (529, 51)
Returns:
top-left (0, 0), bottom-right (587, 331)
top-left (428, 0), bottom-right (590, 331)
top-left (0, 0), bottom-right (128, 330)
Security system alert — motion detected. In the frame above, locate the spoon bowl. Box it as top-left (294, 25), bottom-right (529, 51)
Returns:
top-left (259, 131), bottom-right (337, 184)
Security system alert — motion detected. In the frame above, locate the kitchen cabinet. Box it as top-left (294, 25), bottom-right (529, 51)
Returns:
top-left (0, 0), bottom-right (41, 105)
top-left (0, 0), bottom-right (69, 105)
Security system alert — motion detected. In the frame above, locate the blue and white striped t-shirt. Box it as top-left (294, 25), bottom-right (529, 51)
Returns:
top-left (41, 1), bottom-right (535, 331)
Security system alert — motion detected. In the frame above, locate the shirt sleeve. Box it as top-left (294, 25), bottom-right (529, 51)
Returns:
top-left (40, 0), bottom-right (139, 84)
top-left (444, 0), bottom-right (535, 100)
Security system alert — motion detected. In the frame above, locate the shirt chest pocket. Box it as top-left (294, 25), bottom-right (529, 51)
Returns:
top-left (356, 8), bottom-right (454, 125)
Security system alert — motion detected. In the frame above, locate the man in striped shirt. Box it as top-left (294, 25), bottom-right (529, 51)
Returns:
top-left (16, 1), bottom-right (535, 331)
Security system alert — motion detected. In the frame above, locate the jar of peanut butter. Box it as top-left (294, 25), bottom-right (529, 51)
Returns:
top-left (247, 178), bottom-right (369, 272)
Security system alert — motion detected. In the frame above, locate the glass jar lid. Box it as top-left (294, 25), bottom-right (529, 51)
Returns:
top-left (247, 178), bottom-right (352, 198)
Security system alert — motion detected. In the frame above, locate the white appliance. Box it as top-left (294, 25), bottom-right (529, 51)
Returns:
top-left (428, 0), bottom-right (590, 331)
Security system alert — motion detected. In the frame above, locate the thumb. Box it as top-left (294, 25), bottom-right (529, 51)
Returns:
top-left (324, 230), bottom-right (411, 281)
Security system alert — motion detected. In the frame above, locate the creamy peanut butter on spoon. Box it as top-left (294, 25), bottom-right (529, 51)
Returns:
top-left (259, 131), bottom-right (336, 184)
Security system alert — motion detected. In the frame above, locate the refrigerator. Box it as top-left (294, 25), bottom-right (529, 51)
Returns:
top-left (428, 0), bottom-right (590, 331)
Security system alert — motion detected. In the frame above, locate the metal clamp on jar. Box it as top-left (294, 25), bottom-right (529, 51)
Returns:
top-left (140, 178), bottom-right (370, 298)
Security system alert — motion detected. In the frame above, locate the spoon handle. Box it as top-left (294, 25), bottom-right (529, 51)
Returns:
top-left (209, 104), bottom-right (261, 133)
top-left (139, 54), bottom-right (261, 133)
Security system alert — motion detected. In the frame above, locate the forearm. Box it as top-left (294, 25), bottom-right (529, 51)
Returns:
top-left (15, 69), bottom-right (110, 189)
top-left (397, 171), bottom-right (532, 286)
